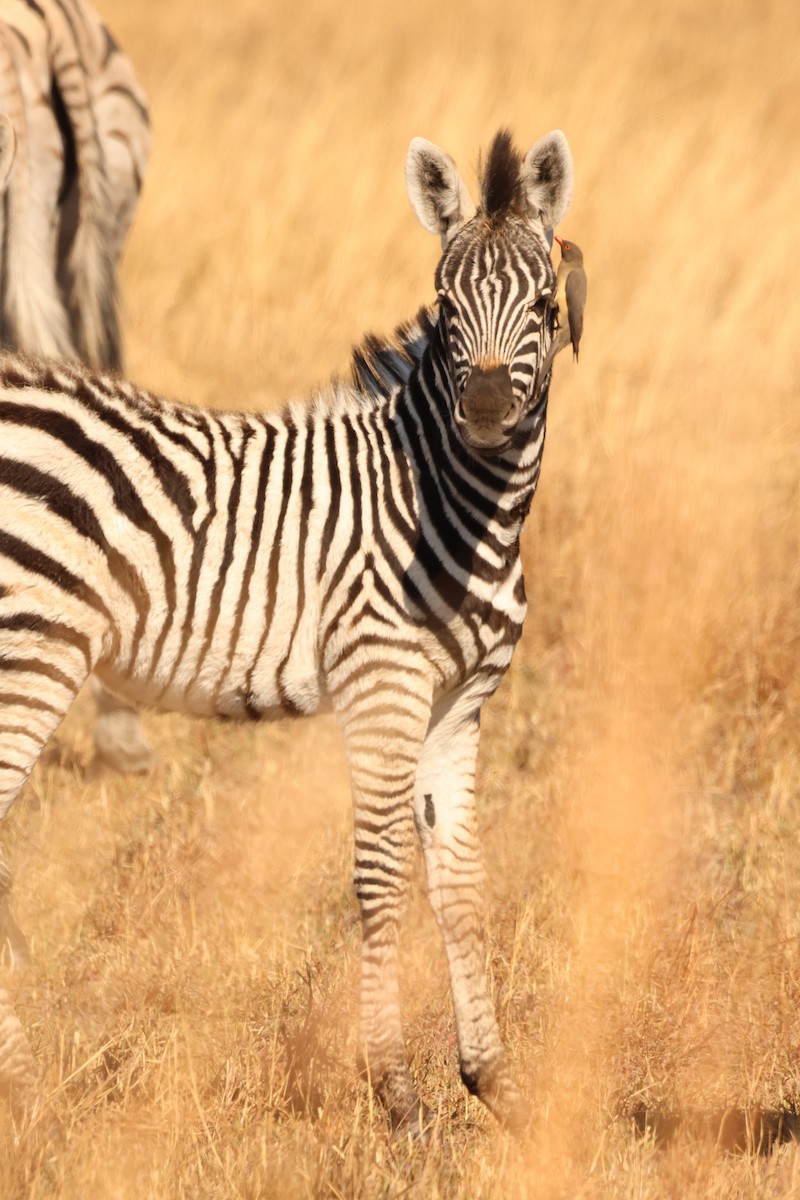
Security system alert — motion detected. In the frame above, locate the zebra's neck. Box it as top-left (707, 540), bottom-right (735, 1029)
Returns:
top-left (346, 304), bottom-right (548, 546)
top-left (386, 308), bottom-right (548, 561)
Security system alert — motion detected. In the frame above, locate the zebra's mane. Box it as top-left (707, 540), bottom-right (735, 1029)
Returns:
top-left (345, 304), bottom-right (436, 404)
top-left (480, 130), bottom-right (525, 221)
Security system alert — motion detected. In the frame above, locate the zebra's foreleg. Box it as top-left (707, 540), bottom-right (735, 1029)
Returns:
top-left (335, 674), bottom-right (433, 1134)
top-left (91, 677), bottom-right (155, 774)
top-left (413, 696), bottom-right (530, 1134)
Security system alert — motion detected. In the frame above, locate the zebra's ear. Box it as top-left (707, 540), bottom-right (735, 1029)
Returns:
top-left (0, 114), bottom-right (15, 190)
top-left (520, 130), bottom-right (573, 233)
top-left (406, 138), bottom-right (477, 246)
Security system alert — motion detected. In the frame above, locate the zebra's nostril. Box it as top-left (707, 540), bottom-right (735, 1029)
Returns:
top-left (501, 401), bottom-right (521, 430)
top-left (454, 398), bottom-right (467, 425)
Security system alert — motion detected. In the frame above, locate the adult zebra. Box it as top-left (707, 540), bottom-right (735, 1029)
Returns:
top-left (0, 0), bottom-right (153, 779)
top-left (0, 128), bottom-right (575, 1133)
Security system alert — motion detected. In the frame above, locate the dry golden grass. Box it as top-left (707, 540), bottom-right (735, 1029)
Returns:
top-left (2, 0), bottom-right (800, 1194)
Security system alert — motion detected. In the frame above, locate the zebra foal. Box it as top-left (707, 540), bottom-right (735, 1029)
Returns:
top-left (0, 128), bottom-right (575, 1133)
top-left (0, 0), bottom-right (154, 781)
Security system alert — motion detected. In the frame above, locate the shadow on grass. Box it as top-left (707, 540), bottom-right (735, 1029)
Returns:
top-left (631, 1104), bottom-right (800, 1155)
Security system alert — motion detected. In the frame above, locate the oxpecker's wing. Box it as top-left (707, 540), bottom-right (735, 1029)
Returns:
top-left (565, 267), bottom-right (586, 358)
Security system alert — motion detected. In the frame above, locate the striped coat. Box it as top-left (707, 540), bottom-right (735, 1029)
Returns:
top-left (0, 0), bottom-right (154, 785)
top-left (0, 129), bottom-right (576, 1132)
top-left (0, 0), bottom-right (150, 367)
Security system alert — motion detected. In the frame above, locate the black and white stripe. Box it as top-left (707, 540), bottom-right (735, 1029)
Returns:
top-left (0, 129), bottom-right (575, 1130)
top-left (0, 0), bottom-right (153, 794)
top-left (0, 0), bottom-right (150, 369)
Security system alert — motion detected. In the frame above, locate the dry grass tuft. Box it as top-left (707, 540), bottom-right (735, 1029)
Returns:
top-left (2, 0), bottom-right (800, 1195)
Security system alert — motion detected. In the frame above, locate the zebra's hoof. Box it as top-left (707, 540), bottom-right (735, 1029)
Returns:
top-left (496, 1093), bottom-right (533, 1137)
top-left (362, 1059), bottom-right (432, 1140)
top-left (390, 1097), bottom-right (435, 1141)
top-left (461, 1060), bottom-right (532, 1137)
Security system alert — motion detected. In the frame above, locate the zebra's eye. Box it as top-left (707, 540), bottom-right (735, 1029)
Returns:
top-left (526, 296), bottom-right (549, 316)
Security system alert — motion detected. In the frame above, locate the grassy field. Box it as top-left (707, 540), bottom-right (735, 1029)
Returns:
top-left (2, 0), bottom-right (800, 1195)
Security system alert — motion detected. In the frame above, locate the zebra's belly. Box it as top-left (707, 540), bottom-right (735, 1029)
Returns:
top-left (96, 630), bottom-right (328, 723)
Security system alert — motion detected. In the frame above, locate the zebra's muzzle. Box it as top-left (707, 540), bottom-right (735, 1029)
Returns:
top-left (455, 365), bottom-right (521, 454)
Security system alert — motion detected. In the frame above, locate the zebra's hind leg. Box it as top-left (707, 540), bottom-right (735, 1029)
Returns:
top-left (0, 987), bottom-right (39, 1126)
top-left (413, 692), bottom-right (530, 1134)
top-left (0, 622), bottom-right (95, 1118)
top-left (91, 677), bottom-right (155, 774)
top-left (333, 668), bottom-right (434, 1135)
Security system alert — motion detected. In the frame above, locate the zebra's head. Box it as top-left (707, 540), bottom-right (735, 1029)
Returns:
top-left (406, 129), bottom-right (573, 456)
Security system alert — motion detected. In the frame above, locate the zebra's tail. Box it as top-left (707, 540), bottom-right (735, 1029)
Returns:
top-left (0, 30), bottom-right (75, 361)
top-left (44, 0), bottom-right (123, 371)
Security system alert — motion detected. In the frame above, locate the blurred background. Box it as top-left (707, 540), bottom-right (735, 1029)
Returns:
top-left (4, 0), bottom-right (800, 1195)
